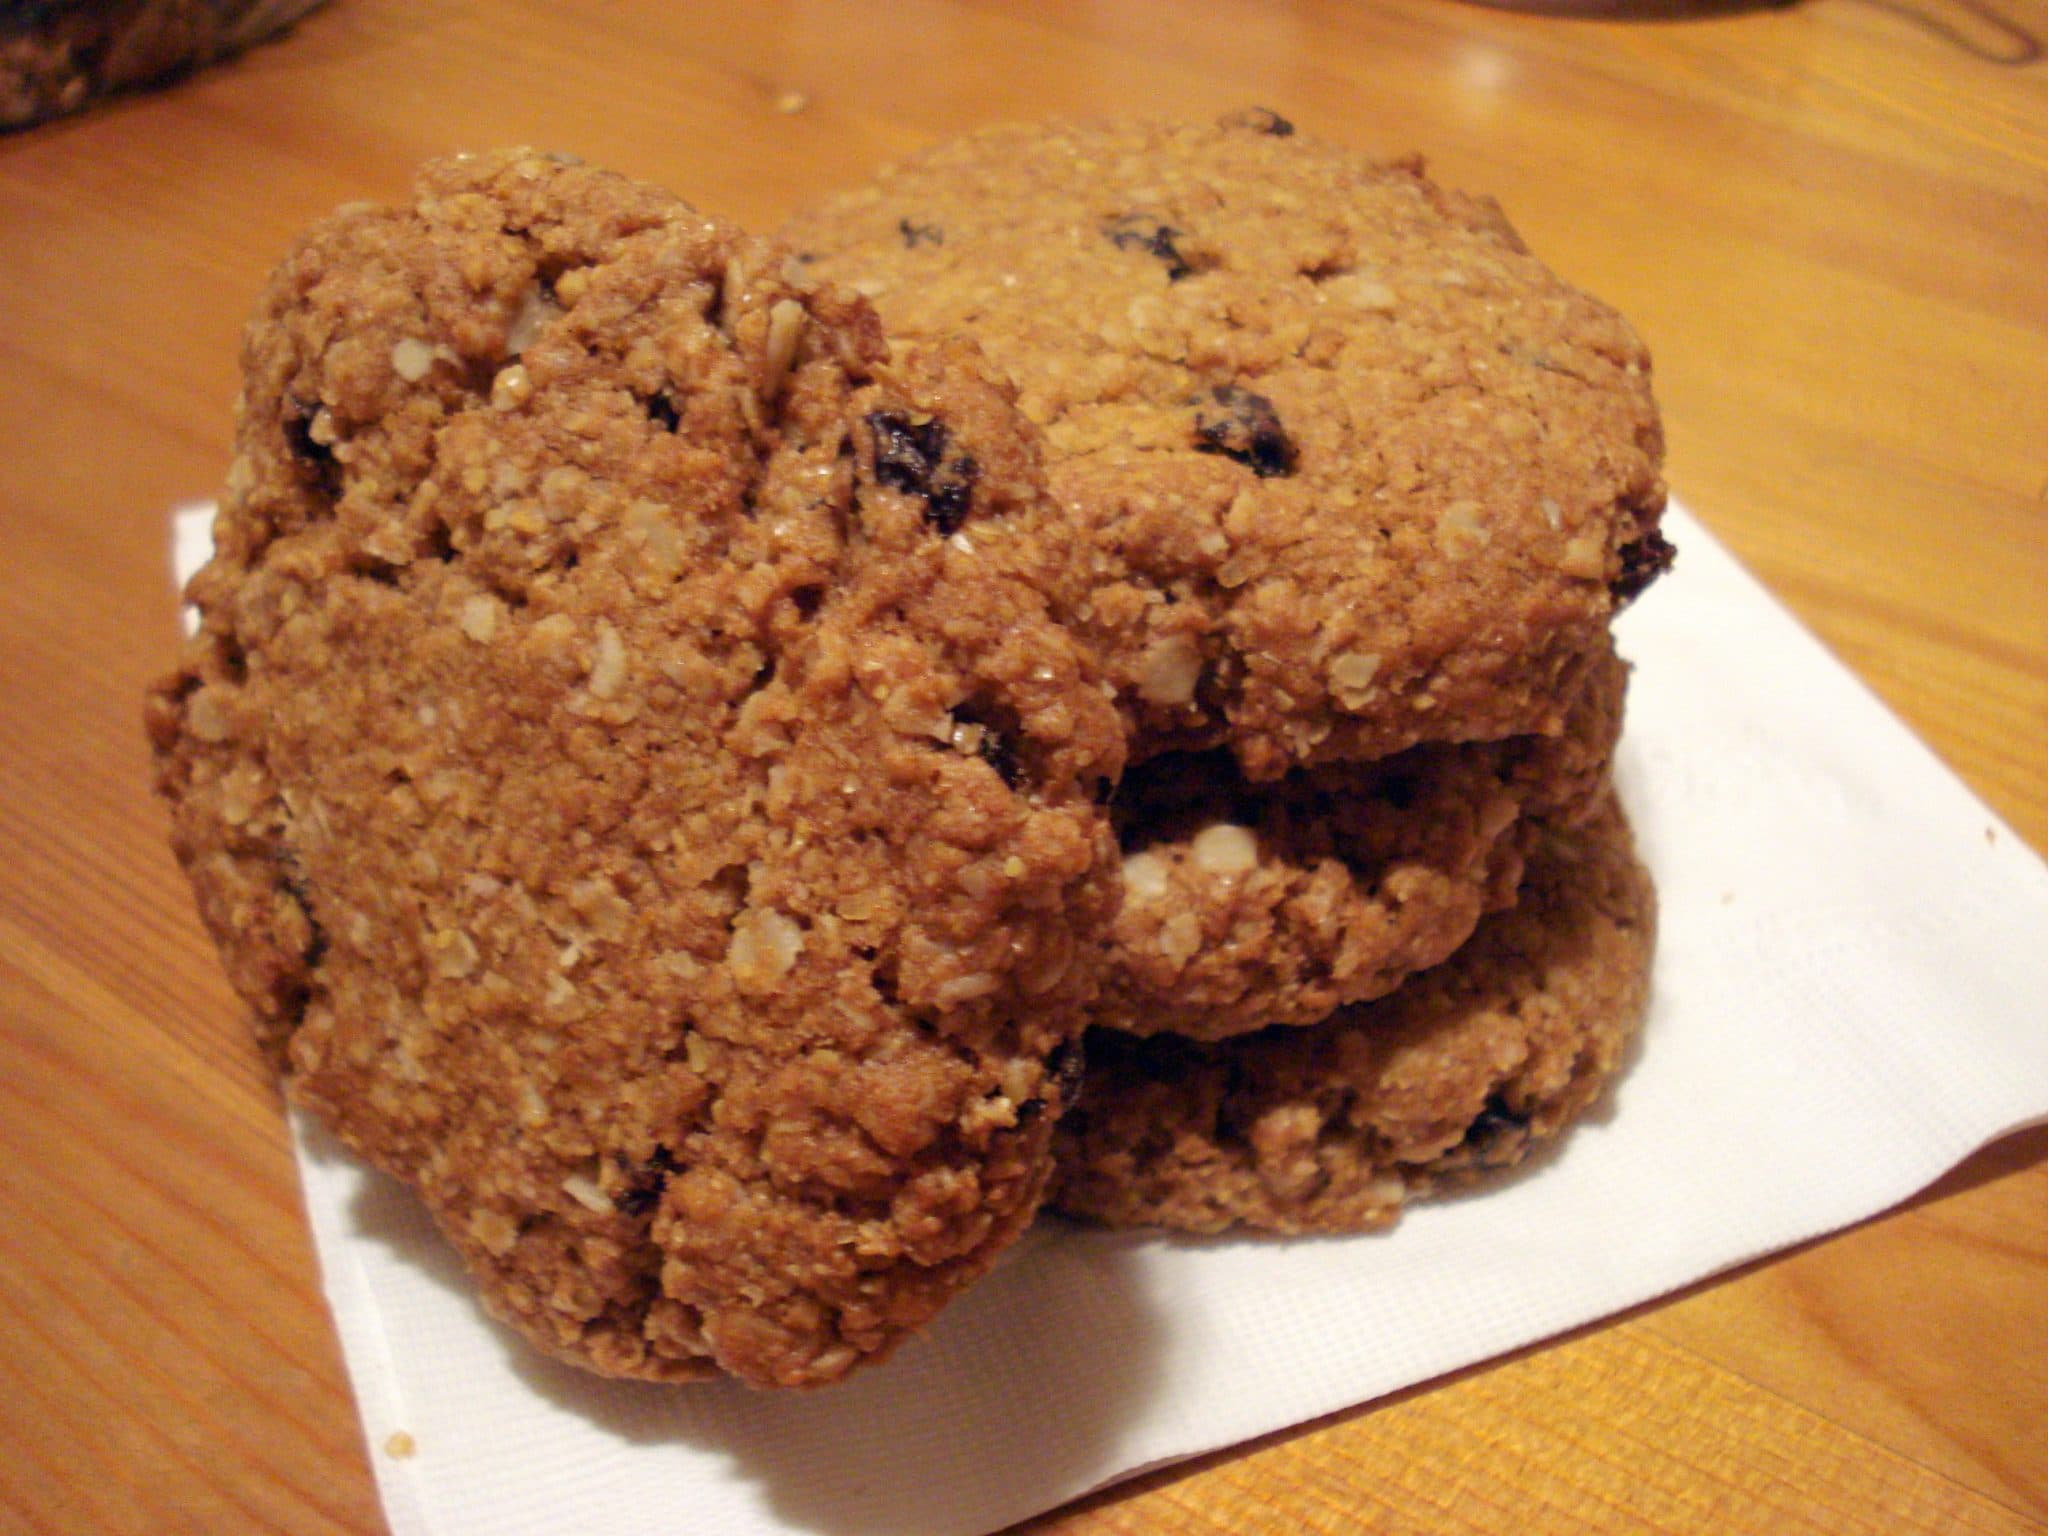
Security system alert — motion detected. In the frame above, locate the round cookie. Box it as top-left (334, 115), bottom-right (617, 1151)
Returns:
top-left (785, 112), bottom-right (1671, 779)
top-left (1049, 793), bottom-right (1655, 1234)
top-left (1102, 645), bottom-right (1626, 1041)
top-left (146, 150), bottom-right (1124, 1389)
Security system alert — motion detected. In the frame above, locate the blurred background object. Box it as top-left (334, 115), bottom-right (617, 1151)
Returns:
top-left (2, 0), bottom-right (330, 129)
top-left (1460, 0), bottom-right (2039, 64)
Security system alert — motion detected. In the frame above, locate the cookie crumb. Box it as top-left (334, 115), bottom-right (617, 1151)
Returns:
top-left (561, 1164), bottom-right (612, 1214)
top-left (1121, 851), bottom-right (1170, 902)
top-left (390, 338), bottom-right (436, 382)
top-left (1158, 910), bottom-right (1203, 964)
top-left (729, 906), bottom-right (803, 991)
top-left (1437, 499), bottom-right (1491, 552)
top-left (587, 619), bottom-right (627, 700)
top-left (384, 1432), bottom-right (417, 1460)
top-left (491, 363), bottom-right (533, 412)
top-left (506, 286), bottom-right (560, 357)
top-left (1329, 651), bottom-right (1381, 705)
top-left (1138, 634), bottom-right (1203, 707)
top-left (763, 299), bottom-right (807, 400)
top-left (1559, 529), bottom-right (1606, 579)
top-left (1189, 823), bottom-right (1258, 876)
top-left (459, 596), bottom-right (498, 644)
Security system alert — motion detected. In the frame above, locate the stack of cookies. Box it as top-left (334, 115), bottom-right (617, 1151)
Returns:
top-left (786, 111), bottom-right (1669, 1237)
top-left (149, 118), bottom-right (1668, 1394)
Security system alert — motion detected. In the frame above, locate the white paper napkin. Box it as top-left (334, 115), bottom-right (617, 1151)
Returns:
top-left (172, 499), bottom-right (2048, 1536)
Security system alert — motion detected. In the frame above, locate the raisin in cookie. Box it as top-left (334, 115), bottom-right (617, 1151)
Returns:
top-left (146, 150), bottom-right (1124, 1388)
top-left (1103, 645), bottom-right (1626, 1041)
top-left (785, 112), bottom-right (1670, 778)
top-left (1050, 793), bottom-right (1654, 1234)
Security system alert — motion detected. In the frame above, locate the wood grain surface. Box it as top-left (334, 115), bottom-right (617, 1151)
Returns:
top-left (2, 1), bottom-right (2044, 1532)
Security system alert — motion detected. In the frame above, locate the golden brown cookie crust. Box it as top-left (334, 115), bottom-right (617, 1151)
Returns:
top-left (785, 113), bottom-right (1670, 778)
top-left (1049, 793), bottom-right (1655, 1234)
top-left (146, 150), bottom-right (1123, 1388)
top-left (1100, 647), bottom-right (1627, 1041)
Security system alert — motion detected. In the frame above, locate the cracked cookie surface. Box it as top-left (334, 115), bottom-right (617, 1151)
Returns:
top-left (146, 149), bottom-right (1123, 1388)
top-left (1102, 645), bottom-right (1626, 1041)
top-left (785, 112), bottom-right (1671, 777)
top-left (1050, 793), bottom-right (1654, 1234)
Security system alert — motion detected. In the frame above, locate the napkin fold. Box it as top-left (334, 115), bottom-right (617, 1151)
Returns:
top-left (171, 499), bottom-right (2048, 1536)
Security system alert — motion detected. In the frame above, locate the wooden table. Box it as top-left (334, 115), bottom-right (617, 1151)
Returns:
top-left (3, 1), bottom-right (2043, 1530)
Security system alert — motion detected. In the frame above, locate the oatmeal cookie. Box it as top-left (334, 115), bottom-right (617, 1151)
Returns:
top-left (146, 150), bottom-right (1124, 1388)
top-left (1102, 645), bottom-right (1626, 1040)
top-left (1050, 793), bottom-right (1654, 1234)
top-left (785, 112), bottom-right (1670, 777)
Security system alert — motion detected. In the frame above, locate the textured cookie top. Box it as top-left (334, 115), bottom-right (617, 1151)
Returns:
top-left (786, 112), bottom-right (1670, 777)
top-left (146, 150), bottom-right (1123, 1388)
top-left (1101, 645), bottom-right (1626, 1041)
top-left (1051, 793), bottom-right (1656, 1235)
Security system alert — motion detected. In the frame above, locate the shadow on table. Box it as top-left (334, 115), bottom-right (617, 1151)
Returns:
top-left (344, 1158), bottom-right (1163, 1536)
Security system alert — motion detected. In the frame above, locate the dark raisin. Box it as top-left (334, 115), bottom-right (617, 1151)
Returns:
top-left (1017, 1036), bottom-right (1087, 1127)
top-left (1046, 1037), bottom-right (1086, 1105)
top-left (1612, 527), bottom-right (1675, 607)
top-left (925, 459), bottom-right (976, 536)
top-left (865, 411), bottom-right (980, 535)
top-left (1221, 106), bottom-right (1295, 136)
top-left (1104, 216), bottom-right (1192, 282)
top-left (1463, 1093), bottom-right (1531, 1161)
top-left (646, 393), bottom-right (681, 432)
top-left (282, 398), bottom-right (342, 497)
top-left (616, 1146), bottom-right (679, 1219)
top-left (277, 858), bottom-right (329, 970)
top-left (897, 217), bottom-right (944, 248)
top-left (1192, 386), bottom-right (1297, 478)
top-left (275, 976), bottom-right (313, 1037)
top-left (951, 704), bottom-right (1021, 789)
